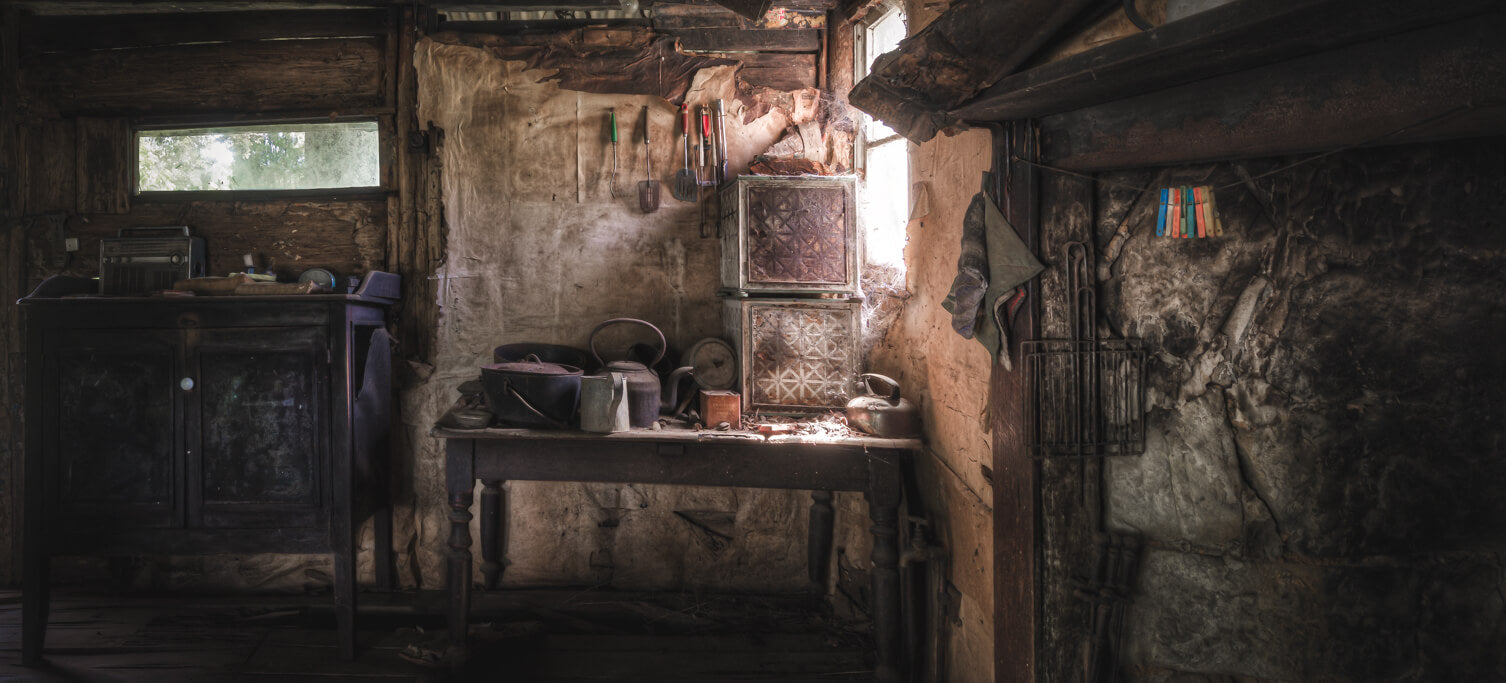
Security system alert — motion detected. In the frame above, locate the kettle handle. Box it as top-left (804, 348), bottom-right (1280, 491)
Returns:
top-left (860, 373), bottom-right (903, 406)
top-left (588, 317), bottom-right (667, 367)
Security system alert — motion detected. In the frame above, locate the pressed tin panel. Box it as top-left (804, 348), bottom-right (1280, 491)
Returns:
top-left (720, 176), bottom-right (859, 295)
top-left (725, 298), bottom-right (861, 413)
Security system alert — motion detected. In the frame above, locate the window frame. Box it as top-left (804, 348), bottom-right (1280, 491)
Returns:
top-left (132, 115), bottom-right (391, 201)
top-left (853, 2), bottom-right (907, 176)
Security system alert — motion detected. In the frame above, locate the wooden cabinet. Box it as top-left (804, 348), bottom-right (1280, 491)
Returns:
top-left (20, 276), bottom-right (397, 665)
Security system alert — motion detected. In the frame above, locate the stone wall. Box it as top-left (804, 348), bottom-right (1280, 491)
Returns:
top-left (1042, 138), bottom-right (1506, 681)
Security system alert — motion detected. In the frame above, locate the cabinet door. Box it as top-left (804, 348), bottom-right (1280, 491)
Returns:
top-left (49, 328), bottom-right (181, 528)
top-left (189, 327), bottom-right (327, 529)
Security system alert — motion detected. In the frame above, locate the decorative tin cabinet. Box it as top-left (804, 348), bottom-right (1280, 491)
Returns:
top-left (20, 276), bottom-right (397, 665)
top-left (724, 298), bottom-right (862, 413)
top-left (719, 175), bottom-right (860, 296)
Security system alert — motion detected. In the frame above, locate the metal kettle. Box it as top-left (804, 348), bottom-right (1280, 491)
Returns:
top-left (845, 373), bottom-right (921, 438)
top-left (589, 318), bottom-right (693, 429)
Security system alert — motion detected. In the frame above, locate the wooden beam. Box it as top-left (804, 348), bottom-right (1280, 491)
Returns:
top-left (992, 120), bottom-right (1038, 683)
top-left (1, 1), bottom-right (21, 590)
top-left (670, 28), bottom-right (820, 52)
top-left (28, 10), bottom-right (387, 54)
top-left (1039, 10), bottom-right (1506, 171)
top-left (847, 0), bottom-right (1097, 143)
top-left (952, 0), bottom-right (1500, 123)
top-left (22, 37), bottom-right (386, 116)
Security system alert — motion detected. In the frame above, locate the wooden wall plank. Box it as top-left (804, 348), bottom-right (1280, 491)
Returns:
top-left (736, 52), bottom-right (817, 90)
top-left (25, 199), bottom-right (388, 286)
top-left (992, 120), bottom-right (1038, 683)
top-left (19, 119), bottom-right (74, 215)
top-left (29, 10), bottom-right (387, 54)
top-left (75, 117), bottom-right (130, 215)
top-left (22, 37), bottom-right (386, 116)
top-left (1039, 11), bottom-right (1506, 171)
top-left (1035, 171), bottom-right (1099, 683)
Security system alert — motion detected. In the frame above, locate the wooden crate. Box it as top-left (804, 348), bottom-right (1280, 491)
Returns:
top-left (719, 175), bottom-right (860, 296)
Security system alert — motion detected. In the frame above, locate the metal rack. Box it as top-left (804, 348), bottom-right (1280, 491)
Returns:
top-left (1024, 242), bottom-right (1146, 458)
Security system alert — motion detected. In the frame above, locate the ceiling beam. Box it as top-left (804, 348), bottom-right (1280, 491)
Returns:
top-left (952, 0), bottom-right (1500, 123)
top-left (1038, 10), bottom-right (1506, 171)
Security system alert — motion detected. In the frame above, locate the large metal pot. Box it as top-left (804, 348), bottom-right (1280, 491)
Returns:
top-left (480, 354), bottom-right (583, 429)
top-left (493, 343), bottom-right (597, 375)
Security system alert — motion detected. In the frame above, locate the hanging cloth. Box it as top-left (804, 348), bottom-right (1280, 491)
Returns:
top-left (942, 172), bottom-right (1044, 366)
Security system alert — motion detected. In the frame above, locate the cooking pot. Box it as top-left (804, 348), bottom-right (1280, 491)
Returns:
top-left (493, 343), bottom-right (597, 375)
top-left (845, 374), bottom-right (921, 438)
top-left (480, 354), bottom-right (583, 429)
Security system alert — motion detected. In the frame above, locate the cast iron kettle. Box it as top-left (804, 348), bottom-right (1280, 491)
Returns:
top-left (588, 318), bottom-right (694, 429)
top-left (845, 373), bottom-right (921, 438)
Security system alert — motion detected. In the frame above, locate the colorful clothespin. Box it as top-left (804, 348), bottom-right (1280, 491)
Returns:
top-left (1156, 188), bottom-right (1168, 237)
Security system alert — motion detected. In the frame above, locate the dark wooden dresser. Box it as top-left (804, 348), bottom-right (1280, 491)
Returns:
top-left (18, 274), bottom-right (399, 664)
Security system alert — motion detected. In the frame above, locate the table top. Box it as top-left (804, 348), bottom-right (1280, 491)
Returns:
top-left (432, 424), bottom-right (922, 451)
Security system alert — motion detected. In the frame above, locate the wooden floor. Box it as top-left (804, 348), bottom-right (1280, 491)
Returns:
top-left (0, 588), bottom-right (873, 682)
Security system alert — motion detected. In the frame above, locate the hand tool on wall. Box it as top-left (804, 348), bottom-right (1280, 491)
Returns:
top-left (609, 108), bottom-right (618, 198)
top-left (673, 103), bottom-right (698, 202)
top-left (699, 105), bottom-right (712, 184)
top-left (713, 99), bottom-right (729, 184)
top-left (638, 106), bottom-right (660, 213)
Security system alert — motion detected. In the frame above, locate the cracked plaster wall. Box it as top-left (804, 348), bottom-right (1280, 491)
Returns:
top-left (396, 37), bottom-right (879, 597)
top-left (1071, 138), bottom-right (1506, 681)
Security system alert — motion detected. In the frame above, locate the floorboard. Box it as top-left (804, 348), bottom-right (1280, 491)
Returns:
top-left (0, 588), bottom-right (872, 682)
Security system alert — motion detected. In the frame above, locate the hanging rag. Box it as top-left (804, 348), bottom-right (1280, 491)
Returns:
top-left (942, 172), bottom-right (1044, 368)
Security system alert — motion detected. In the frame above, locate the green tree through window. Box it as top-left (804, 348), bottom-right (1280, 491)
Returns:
top-left (137, 122), bottom-right (379, 193)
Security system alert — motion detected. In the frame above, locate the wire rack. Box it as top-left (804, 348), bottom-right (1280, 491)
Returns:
top-left (1023, 338), bottom-right (1145, 458)
top-left (1025, 242), bottom-right (1146, 458)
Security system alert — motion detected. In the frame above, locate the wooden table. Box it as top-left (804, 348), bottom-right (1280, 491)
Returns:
top-left (436, 425), bottom-right (920, 683)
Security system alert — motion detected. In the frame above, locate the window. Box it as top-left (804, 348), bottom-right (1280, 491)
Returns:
top-left (136, 121), bottom-right (381, 194)
top-left (856, 4), bottom-right (908, 272)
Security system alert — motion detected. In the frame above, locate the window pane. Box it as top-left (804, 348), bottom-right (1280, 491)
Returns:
top-left (861, 139), bottom-right (909, 267)
top-left (862, 10), bottom-right (905, 142)
top-left (137, 122), bottom-right (380, 192)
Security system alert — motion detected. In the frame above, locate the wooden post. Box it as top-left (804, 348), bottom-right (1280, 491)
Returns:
top-left (993, 120), bottom-right (1038, 683)
top-left (1, 3), bottom-right (22, 588)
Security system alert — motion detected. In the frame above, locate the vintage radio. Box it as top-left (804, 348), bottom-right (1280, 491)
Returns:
top-left (99, 226), bottom-right (206, 295)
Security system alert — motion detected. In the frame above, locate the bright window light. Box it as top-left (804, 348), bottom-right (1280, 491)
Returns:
top-left (137, 121), bottom-right (380, 193)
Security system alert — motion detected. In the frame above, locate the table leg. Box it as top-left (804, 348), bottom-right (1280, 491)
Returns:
top-left (480, 480), bottom-right (506, 589)
top-left (808, 490), bottom-right (834, 591)
top-left (867, 452), bottom-right (904, 683)
top-left (445, 439), bottom-right (475, 666)
top-left (20, 554), bottom-right (48, 666)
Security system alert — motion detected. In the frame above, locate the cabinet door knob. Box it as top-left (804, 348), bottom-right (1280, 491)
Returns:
top-left (179, 377), bottom-right (195, 391)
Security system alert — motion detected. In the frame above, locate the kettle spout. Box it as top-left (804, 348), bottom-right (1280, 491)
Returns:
top-left (661, 366), bottom-right (696, 415)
